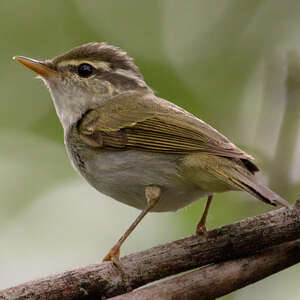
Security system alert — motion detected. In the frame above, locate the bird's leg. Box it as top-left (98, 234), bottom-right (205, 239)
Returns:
top-left (196, 194), bottom-right (213, 236)
top-left (103, 185), bottom-right (161, 269)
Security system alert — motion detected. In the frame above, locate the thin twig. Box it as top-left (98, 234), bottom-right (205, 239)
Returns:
top-left (0, 202), bottom-right (299, 300)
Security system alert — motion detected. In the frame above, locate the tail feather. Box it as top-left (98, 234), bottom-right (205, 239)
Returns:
top-left (198, 154), bottom-right (291, 208)
top-left (231, 174), bottom-right (291, 208)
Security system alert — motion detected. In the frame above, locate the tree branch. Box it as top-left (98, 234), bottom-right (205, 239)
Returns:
top-left (112, 239), bottom-right (300, 300)
top-left (1, 201), bottom-right (300, 300)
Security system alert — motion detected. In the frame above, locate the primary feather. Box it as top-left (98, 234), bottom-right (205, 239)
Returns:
top-left (79, 91), bottom-right (254, 160)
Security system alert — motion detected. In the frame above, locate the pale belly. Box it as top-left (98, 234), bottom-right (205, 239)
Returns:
top-left (68, 144), bottom-right (210, 212)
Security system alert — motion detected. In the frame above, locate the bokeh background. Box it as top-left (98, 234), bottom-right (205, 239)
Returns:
top-left (1, 1), bottom-right (300, 299)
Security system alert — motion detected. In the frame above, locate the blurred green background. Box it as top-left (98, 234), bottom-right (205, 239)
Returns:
top-left (1, 1), bottom-right (300, 299)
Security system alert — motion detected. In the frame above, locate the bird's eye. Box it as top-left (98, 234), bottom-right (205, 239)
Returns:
top-left (77, 63), bottom-right (95, 78)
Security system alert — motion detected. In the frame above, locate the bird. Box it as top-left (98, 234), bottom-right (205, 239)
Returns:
top-left (14, 42), bottom-right (290, 267)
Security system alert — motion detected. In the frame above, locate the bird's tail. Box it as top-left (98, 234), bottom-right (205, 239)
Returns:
top-left (189, 153), bottom-right (291, 208)
top-left (230, 172), bottom-right (291, 208)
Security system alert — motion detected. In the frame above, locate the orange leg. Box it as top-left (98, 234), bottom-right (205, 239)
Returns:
top-left (196, 194), bottom-right (213, 235)
top-left (103, 185), bottom-right (161, 269)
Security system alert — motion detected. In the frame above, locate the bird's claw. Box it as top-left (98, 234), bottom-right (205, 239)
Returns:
top-left (103, 245), bottom-right (124, 272)
top-left (196, 221), bottom-right (208, 237)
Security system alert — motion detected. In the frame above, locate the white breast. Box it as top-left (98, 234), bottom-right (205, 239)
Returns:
top-left (68, 146), bottom-right (208, 212)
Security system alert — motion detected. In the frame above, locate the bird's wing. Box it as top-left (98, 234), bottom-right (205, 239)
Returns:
top-left (78, 91), bottom-right (258, 171)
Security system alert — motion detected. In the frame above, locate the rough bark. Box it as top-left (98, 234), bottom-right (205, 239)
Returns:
top-left (0, 202), bottom-right (299, 300)
top-left (112, 239), bottom-right (300, 299)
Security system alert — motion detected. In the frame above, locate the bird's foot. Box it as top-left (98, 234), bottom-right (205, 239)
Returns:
top-left (103, 245), bottom-right (132, 289)
top-left (103, 245), bottom-right (123, 271)
top-left (196, 220), bottom-right (208, 237)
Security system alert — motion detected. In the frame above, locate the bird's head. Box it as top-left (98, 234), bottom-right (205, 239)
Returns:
top-left (14, 42), bottom-right (150, 130)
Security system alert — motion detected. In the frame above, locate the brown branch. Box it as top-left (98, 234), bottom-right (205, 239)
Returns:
top-left (112, 239), bottom-right (300, 300)
top-left (1, 202), bottom-right (300, 300)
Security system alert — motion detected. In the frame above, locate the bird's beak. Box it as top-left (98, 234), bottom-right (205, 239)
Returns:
top-left (13, 56), bottom-right (59, 78)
